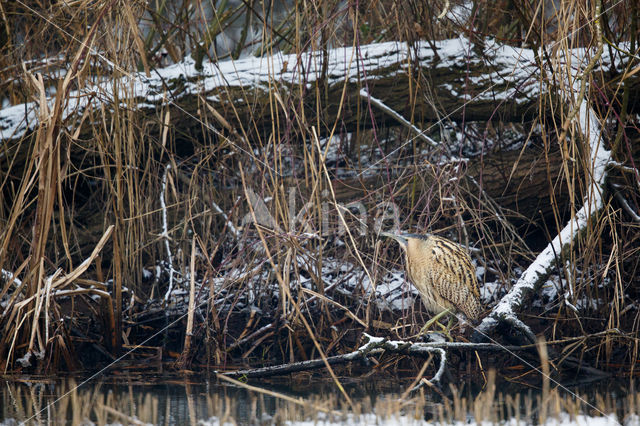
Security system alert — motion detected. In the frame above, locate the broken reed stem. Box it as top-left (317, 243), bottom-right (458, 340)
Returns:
top-left (181, 238), bottom-right (197, 367)
top-left (161, 163), bottom-right (174, 302)
top-left (216, 373), bottom-right (342, 416)
top-left (359, 88), bottom-right (437, 148)
top-left (1, 226), bottom-right (113, 370)
top-left (112, 216), bottom-right (123, 354)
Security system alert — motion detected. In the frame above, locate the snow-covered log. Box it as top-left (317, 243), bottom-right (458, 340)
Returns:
top-left (1, 37), bottom-right (631, 145)
top-left (0, 38), bottom-right (602, 226)
top-left (1, 38), bottom-right (542, 143)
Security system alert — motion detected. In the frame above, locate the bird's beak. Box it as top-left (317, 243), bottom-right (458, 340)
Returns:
top-left (379, 231), bottom-right (408, 247)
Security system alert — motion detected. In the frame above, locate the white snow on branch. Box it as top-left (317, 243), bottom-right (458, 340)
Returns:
top-left (475, 49), bottom-right (612, 339)
top-left (358, 334), bottom-right (447, 384)
top-left (359, 88), bottom-right (438, 147)
top-left (161, 163), bottom-right (174, 302)
top-left (212, 200), bottom-right (240, 238)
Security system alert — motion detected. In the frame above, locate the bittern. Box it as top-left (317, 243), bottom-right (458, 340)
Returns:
top-left (380, 231), bottom-right (482, 333)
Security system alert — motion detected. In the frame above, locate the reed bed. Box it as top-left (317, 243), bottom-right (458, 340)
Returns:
top-left (0, 0), bottom-right (638, 383)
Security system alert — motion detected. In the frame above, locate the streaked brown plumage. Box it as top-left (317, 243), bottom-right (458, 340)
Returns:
top-left (381, 231), bottom-right (482, 322)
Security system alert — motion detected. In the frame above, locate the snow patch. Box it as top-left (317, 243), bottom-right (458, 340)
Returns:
top-left (200, 411), bottom-right (624, 426)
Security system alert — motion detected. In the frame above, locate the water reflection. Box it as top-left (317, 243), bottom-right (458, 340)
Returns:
top-left (0, 373), bottom-right (637, 425)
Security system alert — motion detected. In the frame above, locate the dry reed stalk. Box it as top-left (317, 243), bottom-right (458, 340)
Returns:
top-left (239, 163), bottom-right (355, 410)
top-left (1, 226), bottom-right (113, 370)
top-left (216, 373), bottom-right (342, 416)
top-left (180, 238), bottom-right (197, 368)
top-left (400, 354), bottom-right (433, 400)
top-left (99, 404), bottom-right (148, 426)
top-left (0, 257), bottom-right (29, 306)
top-left (300, 287), bottom-right (367, 327)
top-left (473, 368), bottom-right (497, 423)
top-left (537, 336), bottom-right (551, 423)
top-left (0, 0), bottom-right (118, 372)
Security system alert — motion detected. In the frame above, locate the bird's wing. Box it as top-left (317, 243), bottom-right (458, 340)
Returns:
top-left (431, 237), bottom-right (480, 295)
top-left (429, 237), bottom-right (481, 317)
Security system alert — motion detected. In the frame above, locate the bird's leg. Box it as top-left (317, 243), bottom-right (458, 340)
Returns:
top-left (416, 308), bottom-right (452, 337)
top-left (443, 315), bottom-right (455, 341)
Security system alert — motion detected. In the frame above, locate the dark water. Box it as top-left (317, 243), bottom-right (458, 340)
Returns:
top-left (0, 373), bottom-right (404, 425)
top-left (0, 372), bottom-right (636, 425)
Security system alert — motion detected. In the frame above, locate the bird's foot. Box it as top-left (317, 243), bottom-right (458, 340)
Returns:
top-left (415, 332), bottom-right (448, 343)
top-left (413, 308), bottom-right (453, 339)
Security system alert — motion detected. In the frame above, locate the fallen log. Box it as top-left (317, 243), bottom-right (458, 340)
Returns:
top-left (221, 333), bottom-right (525, 380)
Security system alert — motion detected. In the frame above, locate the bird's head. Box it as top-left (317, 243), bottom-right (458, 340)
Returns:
top-left (380, 231), bottom-right (432, 250)
top-left (381, 230), bottom-right (429, 244)
top-left (379, 231), bottom-right (408, 248)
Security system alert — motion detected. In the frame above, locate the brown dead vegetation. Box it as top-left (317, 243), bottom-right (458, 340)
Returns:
top-left (0, 0), bottom-right (638, 380)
